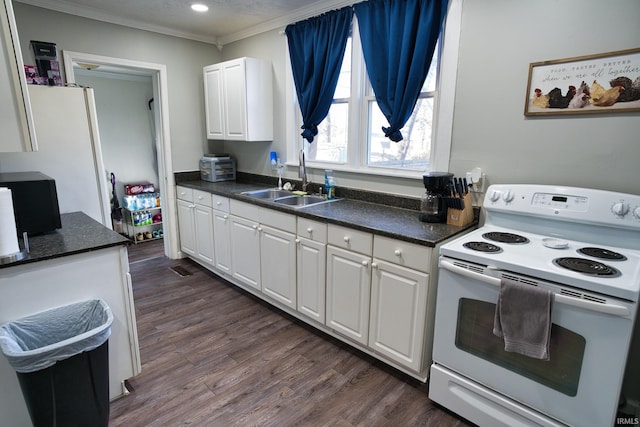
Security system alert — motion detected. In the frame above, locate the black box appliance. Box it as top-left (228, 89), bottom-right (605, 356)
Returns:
top-left (0, 172), bottom-right (62, 235)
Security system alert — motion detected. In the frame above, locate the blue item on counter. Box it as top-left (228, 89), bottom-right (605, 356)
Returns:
top-left (324, 169), bottom-right (335, 200)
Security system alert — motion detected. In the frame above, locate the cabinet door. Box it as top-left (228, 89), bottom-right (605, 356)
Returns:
top-left (326, 245), bottom-right (371, 345)
top-left (260, 225), bottom-right (296, 309)
top-left (203, 65), bottom-right (224, 139)
top-left (369, 259), bottom-right (428, 372)
top-left (212, 209), bottom-right (231, 274)
top-left (194, 204), bottom-right (214, 265)
top-left (177, 199), bottom-right (196, 257)
top-left (297, 237), bottom-right (326, 323)
top-left (222, 59), bottom-right (247, 140)
top-left (229, 214), bottom-right (260, 290)
top-left (0, 0), bottom-right (35, 152)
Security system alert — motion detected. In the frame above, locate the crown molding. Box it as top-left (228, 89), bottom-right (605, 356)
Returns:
top-left (217, 0), bottom-right (356, 47)
top-left (15, 0), bottom-right (358, 48)
top-left (15, 0), bottom-right (219, 44)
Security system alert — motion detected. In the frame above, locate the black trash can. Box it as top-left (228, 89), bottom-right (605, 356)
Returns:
top-left (0, 299), bottom-right (113, 427)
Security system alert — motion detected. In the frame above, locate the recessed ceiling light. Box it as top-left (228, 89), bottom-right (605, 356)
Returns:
top-left (191, 3), bottom-right (208, 12)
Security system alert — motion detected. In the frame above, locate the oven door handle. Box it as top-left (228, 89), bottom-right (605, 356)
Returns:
top-left (439, 259), bottom-right (630, 317)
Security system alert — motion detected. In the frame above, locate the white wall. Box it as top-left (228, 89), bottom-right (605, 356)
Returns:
top-left (221, 0), bottom-right (640, 197)
top-left (12, 3), bottom-right (222, 173)
top-left (450, 0), bottom-right (640, 195)
top-left (75, 72), bottom-right (157, 202)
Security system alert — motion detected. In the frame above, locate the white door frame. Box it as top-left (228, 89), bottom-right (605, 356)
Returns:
top-left (63, 51), bottom-right (179, 259)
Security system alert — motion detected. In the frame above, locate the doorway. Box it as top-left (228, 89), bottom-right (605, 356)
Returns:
top-left (62, 51), bottom-right (178, 259)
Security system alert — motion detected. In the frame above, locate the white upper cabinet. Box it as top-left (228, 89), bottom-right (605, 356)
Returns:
top-left (203, 57), bottom-right (273, 142)
top-left (1, 0), bottom-right (36, 152)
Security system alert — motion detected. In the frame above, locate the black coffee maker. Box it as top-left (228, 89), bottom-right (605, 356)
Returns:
top-left (419, 172), bottom-right (454, 223)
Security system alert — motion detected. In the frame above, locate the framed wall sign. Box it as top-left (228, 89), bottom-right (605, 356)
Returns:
top-left (524, 48), bottom-right (640, 116)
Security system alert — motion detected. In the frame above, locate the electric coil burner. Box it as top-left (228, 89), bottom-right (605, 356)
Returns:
top-left (553, 257), bottom-right (621, 277)
top-left (431, 184), bottom-right (640, 427)
top-left (482, 232), bottom-right (529, 244)
top-left (578, 247), bottom-right (627, 261)
top-left (463, 241), bottom-right (502, 253)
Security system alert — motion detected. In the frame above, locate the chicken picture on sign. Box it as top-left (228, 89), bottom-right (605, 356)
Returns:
top-left (524, 47), bottom-right (640, 116)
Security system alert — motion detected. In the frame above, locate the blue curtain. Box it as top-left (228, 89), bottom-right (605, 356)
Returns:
top-left (354, 0), bottom-right (448, 142)
top-left (285, 7), bottom-right (353, 143)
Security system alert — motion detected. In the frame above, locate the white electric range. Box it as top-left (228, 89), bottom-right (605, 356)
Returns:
top-left (429, 184), bottom-right (640, 427)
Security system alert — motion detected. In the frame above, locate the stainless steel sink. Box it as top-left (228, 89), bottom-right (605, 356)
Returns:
top-left (241, 188), bottom-right (338, 208)
top-left (273, 195), bottom-right (334, 208)
top-left (241, 188), bottom-right (292, 199)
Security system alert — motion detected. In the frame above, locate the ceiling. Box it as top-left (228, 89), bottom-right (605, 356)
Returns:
top-left (16, 0), bottom-right (354, 47)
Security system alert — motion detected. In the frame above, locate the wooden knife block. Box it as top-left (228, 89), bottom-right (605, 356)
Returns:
top-left (446, 193), bottom-right (474, 227)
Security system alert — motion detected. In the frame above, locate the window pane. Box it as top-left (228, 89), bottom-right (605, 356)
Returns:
top-left (307, 102), bottom-right (348, 163)
top-left (422, 42), bottom-right (439, 93)
top-left (367, 97), bottom-right (434, 170)
top-left (334, 38), bottom-right (352, 99)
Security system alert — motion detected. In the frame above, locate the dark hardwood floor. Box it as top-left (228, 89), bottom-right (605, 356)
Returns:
top-left (111, 239), bottom-right (472, 426)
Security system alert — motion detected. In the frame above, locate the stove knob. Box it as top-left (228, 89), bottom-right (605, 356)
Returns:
top-left (488, 190), bottom-right (501, 202)
top-left (633, 207), bottom-right (640, 220)
top-left (611, 202), bottom-right (629, 217)
top-left (502, 190), bottom-right (515, 203)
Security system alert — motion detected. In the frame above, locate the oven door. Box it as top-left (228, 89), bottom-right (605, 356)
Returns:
top-left (431, 257), bottom-right (636, 427)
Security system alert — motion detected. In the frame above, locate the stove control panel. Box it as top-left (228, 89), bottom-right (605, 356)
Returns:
top-left (484, 184), bottom-right (640, 229)
top-left (531, 192), bottom-right (589, 211)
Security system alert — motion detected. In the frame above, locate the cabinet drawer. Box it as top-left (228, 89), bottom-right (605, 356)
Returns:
top-left (193, 189), bottom-right (212, 207)
top-left (261, 209), bottom-right (296, 233)
top-left (328, 224), bottom-right (372, 255)
top-left (230, 199), bottom-right (260, 222)
top-left (297, 218), bottom-right (327, 244)
top-left (212, 195), bottom-right (230, 213)
top-left (176, 186), bottom-right (193, 202)
top-left (373, 236), bottom-right (432, 272)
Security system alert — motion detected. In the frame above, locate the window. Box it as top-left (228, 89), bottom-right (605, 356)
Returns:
top-left (307, 37), bottom-right (352, 164)
top-left (366, 43), bottom-right (439, 171)
top-left (286, 0), bottom-right (461, 178)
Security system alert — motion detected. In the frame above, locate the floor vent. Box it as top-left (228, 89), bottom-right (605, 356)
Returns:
top-left (170, 266), bottom-right (192, 277)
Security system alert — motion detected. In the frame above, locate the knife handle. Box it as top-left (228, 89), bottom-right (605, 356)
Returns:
top-left (455, 178), bottom-right (463, 198)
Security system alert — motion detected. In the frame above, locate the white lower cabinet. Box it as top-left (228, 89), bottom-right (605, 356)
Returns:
top-left (181, 193), bottom-right (438, 379)
top-left (326, 245), bottom-right (371, 345)
top-left (177, 198), bottom-right (196, 257)
top-left (229, 214), bottom-right (261, 290)
top-left (229, 200), bottom-right (297, 299)
top-left (369, 259), bottom-right (428, 372)
top-left (369, 235), bottom-right (432, 373)
top-left (194, 204), bottom-right (214, 264)
top-left (261, 225), bottom-right (296, 308)
top-left (212, 218), bottom-right (231, 275)
top-left (326, 225), bottom-right (373, 345)
top-left (296, 218), bottom-right (327, 323)
top-left (176, 186), bottom-right (214, 265)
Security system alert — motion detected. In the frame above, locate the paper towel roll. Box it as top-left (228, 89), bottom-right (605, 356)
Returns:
top-left (0, 187), bottom-right (20, 257)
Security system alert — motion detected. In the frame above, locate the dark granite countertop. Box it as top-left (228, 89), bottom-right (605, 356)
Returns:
top-left (0, 211), bottom-right (129, 269)
top-left (176, 178), bottom-right (477, 247)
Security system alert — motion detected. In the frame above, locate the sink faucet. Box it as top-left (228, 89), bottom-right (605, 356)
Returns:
top-left (299, 148), bottom-right (309, 192)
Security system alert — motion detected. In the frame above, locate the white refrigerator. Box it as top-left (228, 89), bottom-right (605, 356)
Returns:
top-left (0, 85), bottom-right (110, 227)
